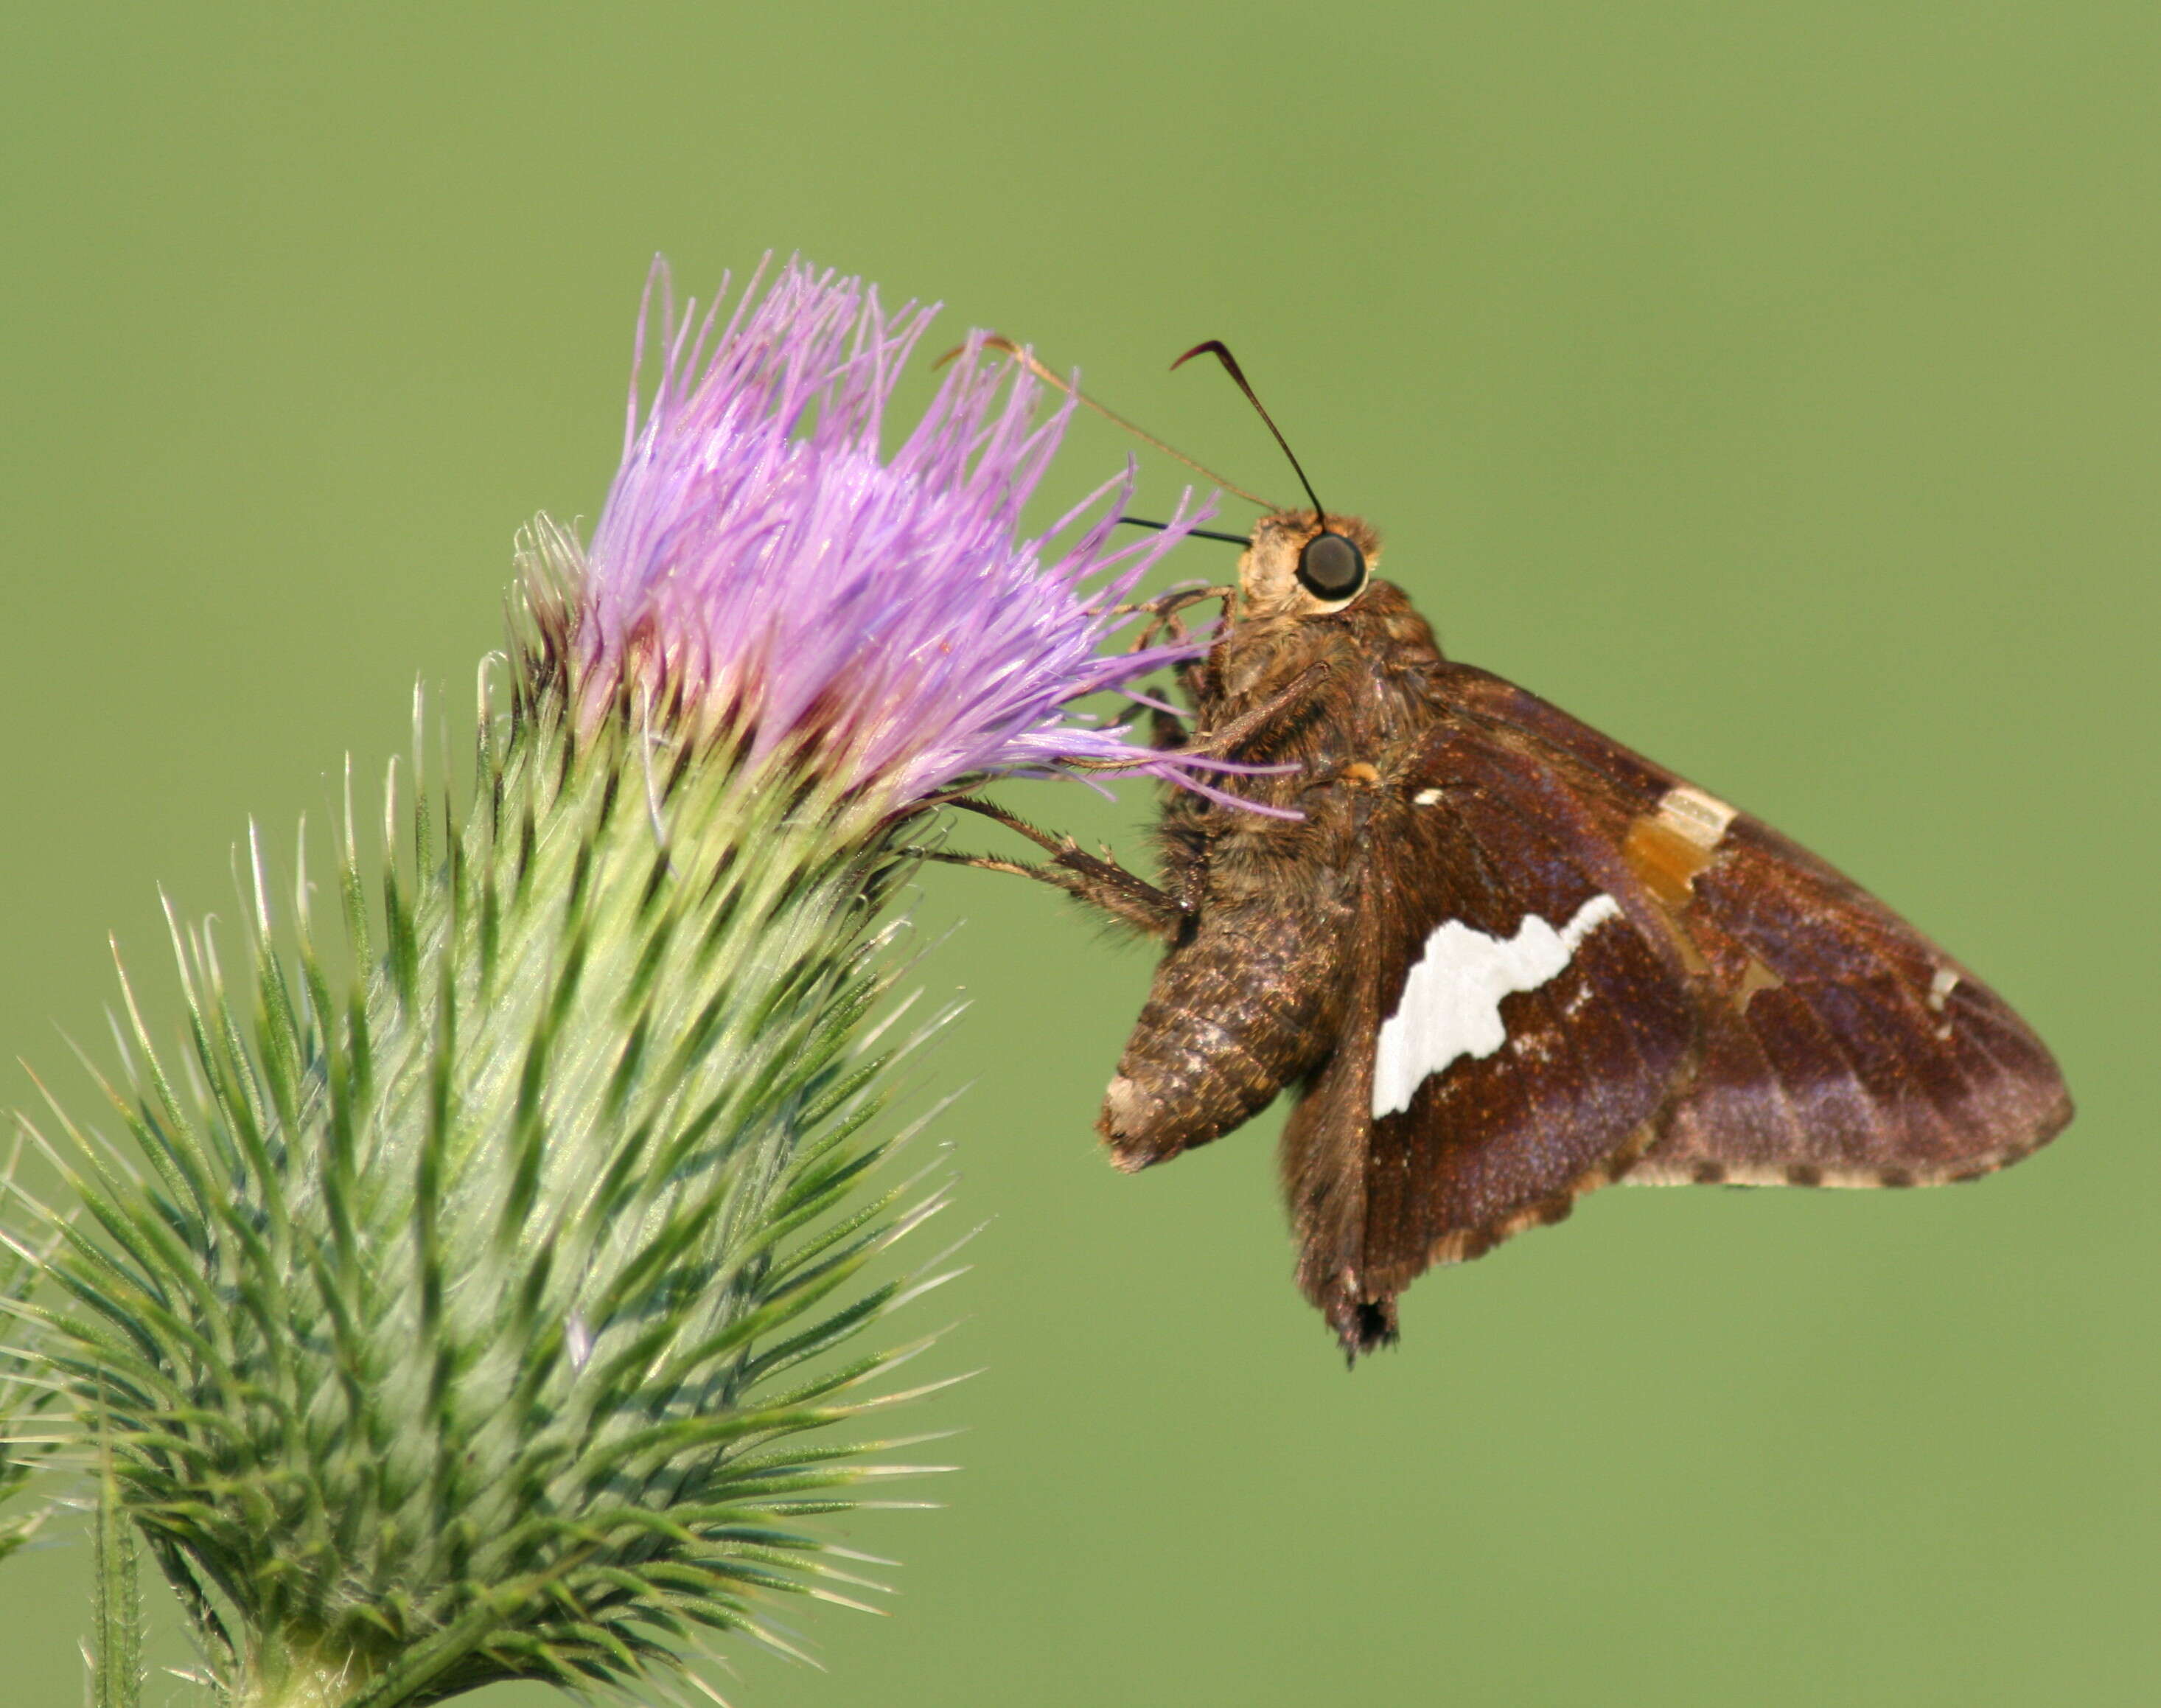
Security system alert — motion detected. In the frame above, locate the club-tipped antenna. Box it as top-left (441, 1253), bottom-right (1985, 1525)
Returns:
top-left (1171, 340), bottom-right (1330, 526)
top-left (938, 335), bottom-right (1279, 509)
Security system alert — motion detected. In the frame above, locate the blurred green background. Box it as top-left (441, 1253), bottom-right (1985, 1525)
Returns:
top-left (4, 4), bottom-right (2155, 1704)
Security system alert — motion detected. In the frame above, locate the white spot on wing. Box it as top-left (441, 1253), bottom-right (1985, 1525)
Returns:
top-left (1371, 894), bottom-right (1622, 1118)
top-left (1928, 965), bottom-right (1961, 1037)
top-left (1655, 784), bottom-right (1736, 851)
top-left (1412, 787), bottom-right (1443, 806)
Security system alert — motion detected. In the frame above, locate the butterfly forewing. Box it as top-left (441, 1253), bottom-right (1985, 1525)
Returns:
top-left (1285, 716), bottom-right (1698, 1347)
top-left (1291, 661), bottom-right (2070, 1349)
top-left (1433, 664), bottom-right (2073, 1190)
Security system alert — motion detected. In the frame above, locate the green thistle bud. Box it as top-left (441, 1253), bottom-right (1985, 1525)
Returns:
top-left (23, 676), bottom-right (965, 1707)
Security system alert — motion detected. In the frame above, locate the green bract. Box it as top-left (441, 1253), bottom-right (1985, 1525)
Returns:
top-left (0, 1137), bottom-right (60, 1567)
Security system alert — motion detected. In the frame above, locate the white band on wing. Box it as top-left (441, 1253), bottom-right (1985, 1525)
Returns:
top-left (1370, 894), bottom-right (1622, 1118)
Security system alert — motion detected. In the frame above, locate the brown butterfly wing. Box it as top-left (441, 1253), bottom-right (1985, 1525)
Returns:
top-left (1432, 664), bottom-right (2075, 1190)
top-left (1282, 711), bottom-right (1699, 1353)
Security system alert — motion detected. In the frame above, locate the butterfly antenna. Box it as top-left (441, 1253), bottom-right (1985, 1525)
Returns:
top-left (1171, 340), bottom-right (1330, 525)
top-left (938, 335), bottom-right (1279, 509)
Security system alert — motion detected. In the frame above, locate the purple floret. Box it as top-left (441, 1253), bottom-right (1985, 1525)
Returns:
top-left (570, 256), bottom-right (1226, 814)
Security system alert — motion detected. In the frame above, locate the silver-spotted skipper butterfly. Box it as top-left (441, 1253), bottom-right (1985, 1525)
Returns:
top-left (940, 339), bottom-right (2073, 1359)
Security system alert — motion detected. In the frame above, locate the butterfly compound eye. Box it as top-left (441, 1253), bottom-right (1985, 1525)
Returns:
top-left (1296, 531), bottom-right (1366, 600)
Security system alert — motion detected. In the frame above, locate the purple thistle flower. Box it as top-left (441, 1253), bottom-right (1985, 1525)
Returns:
top-left (555, 255), bottom-right (1223, 817)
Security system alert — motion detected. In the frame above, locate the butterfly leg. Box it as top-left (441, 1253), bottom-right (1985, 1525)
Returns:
top-left (918, 797), bottom-right (1189, 941)
top-left (1111, 584), bottom-right (1232, 652)
top-left (1128, 658), bottom-right (1209, 753)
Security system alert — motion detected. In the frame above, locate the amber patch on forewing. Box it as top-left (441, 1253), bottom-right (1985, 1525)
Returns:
top-left (1623, 817), bottom-right (1701, 909)
top-left (1623, 785), bottom-right (1737, 910)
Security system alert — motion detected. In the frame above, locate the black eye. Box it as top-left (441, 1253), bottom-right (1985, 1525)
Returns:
top-left (1296, 531), bottom-right (1366, 600)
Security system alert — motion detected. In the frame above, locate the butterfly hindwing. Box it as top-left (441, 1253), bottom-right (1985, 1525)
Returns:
top-left (1631, 814), bottom-right (2073, 1186)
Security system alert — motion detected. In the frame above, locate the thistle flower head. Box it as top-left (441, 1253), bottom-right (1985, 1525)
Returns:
top-left (531, 257), bottom-right (1211, 818)
top-left (7, 255), bottom-right (1229, 1708)
top-left (3, 252), bottom-right (1259, 1708)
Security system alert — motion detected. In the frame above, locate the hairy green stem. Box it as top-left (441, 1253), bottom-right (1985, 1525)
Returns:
top-left (91, 1406), bottom-right (144, 1708)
